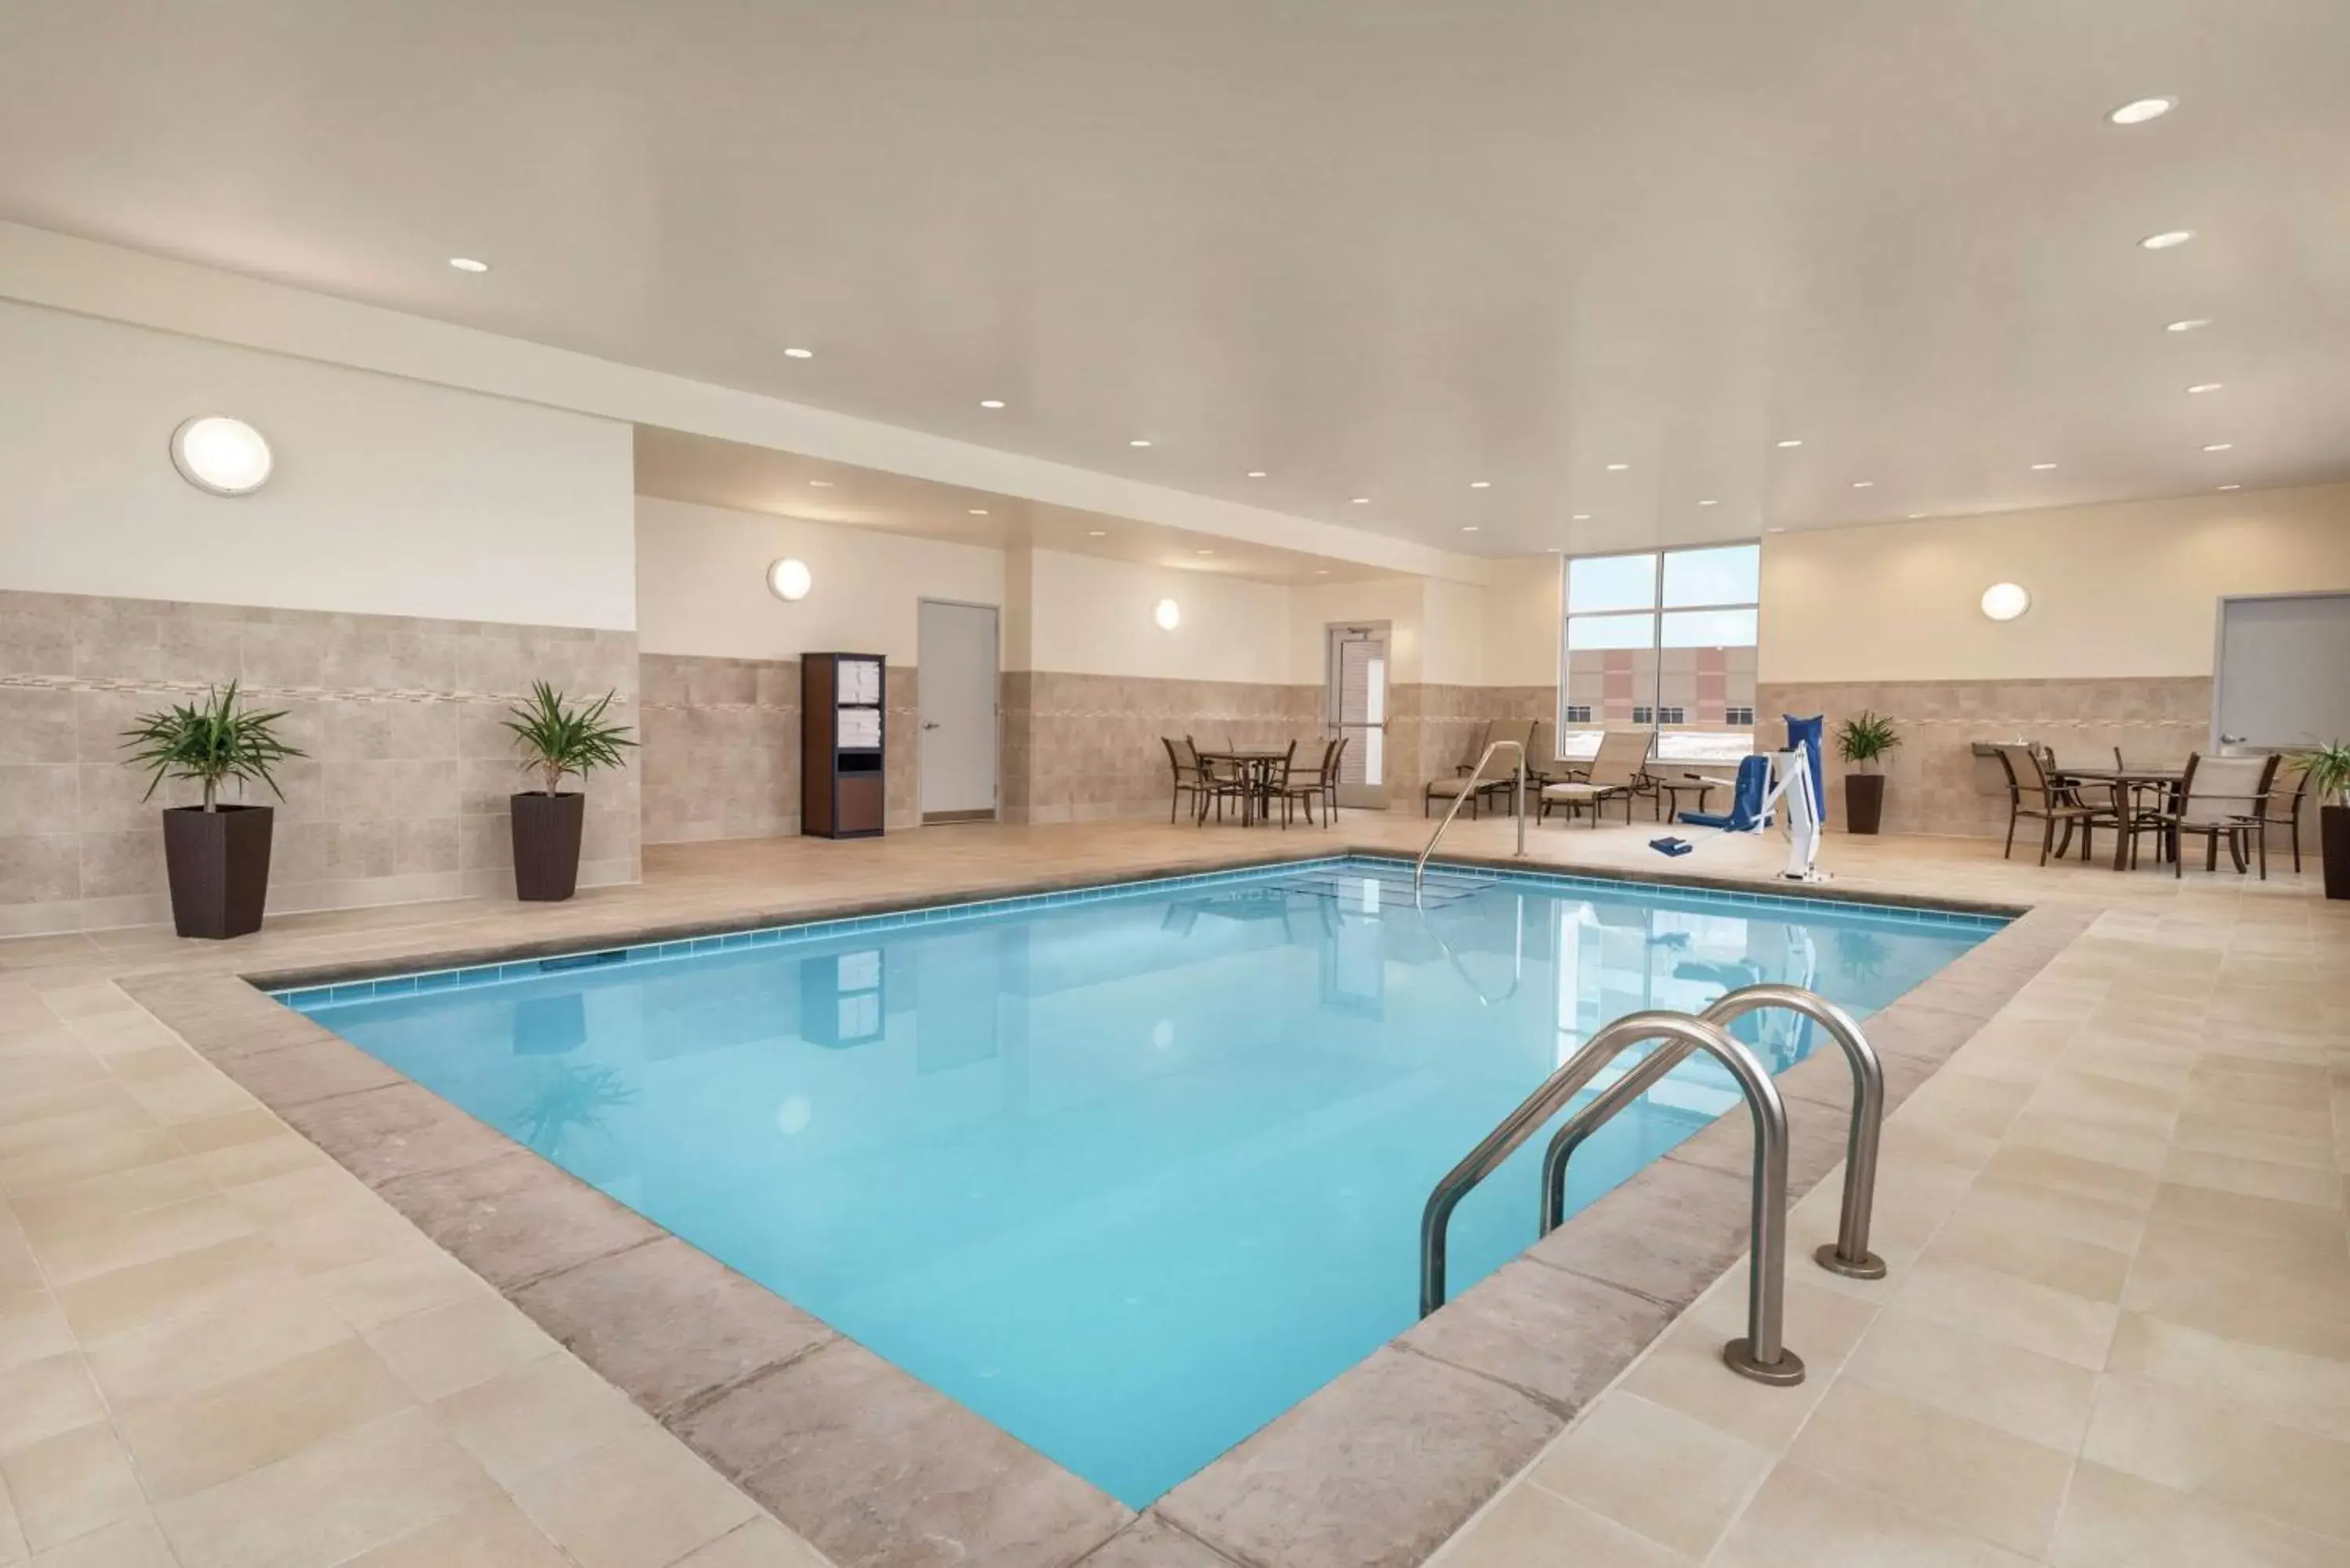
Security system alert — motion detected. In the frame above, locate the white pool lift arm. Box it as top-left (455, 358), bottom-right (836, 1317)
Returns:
top-left (1668, 750), bottom-right (1827, 883)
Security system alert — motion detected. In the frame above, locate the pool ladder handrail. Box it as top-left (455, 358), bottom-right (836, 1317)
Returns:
top-left (1417, 1009), bottom-right (1806, 1386)
top-left (1540, 984), bottom-right (1888, 1281)
top-left (1415, 739), bottom-right (1528, 900)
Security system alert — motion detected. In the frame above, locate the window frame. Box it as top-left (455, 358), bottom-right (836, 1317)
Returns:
top-left (1556, 540), bottom-right (1759, 764)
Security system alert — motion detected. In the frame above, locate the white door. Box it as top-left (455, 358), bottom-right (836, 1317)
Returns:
top-left (918, 600), bottom-right (999, 818)
top-left (1325, 623), bottom-right (1390, 810)
top-left (2216, 592), bottom-right (2350, 749)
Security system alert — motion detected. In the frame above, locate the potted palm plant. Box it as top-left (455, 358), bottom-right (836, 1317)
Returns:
top-left (1833, 710), bottom-right (1900, 834)
top-left (504, 681), bottom-right (635, 902)
top-left (121, 682), bottom-right (305, 939)
top-left (2299, 740), bottom-right (2350, 900)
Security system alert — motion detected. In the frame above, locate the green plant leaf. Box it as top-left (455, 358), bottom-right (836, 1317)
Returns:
top-left (503, 681), bottom-right (637, 796)
top-left (118, 681), bottom-right (305, 811)
top-left (1834, 710), bottom-right (1900, 765)
top-left (2294, 739), bottom-right (2350, 808)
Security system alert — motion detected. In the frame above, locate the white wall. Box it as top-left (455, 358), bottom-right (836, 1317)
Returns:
top-left (634, 497), bottom-right (1004, 662)
top-left (1762, 483), bottom-right (2350, 684)
top-left (1482, 557), bottom-right (1564, 688)
top-left (0, 299), bottom-right (636, 628)
top-left (1021, 550), bottom-right (1291, 683)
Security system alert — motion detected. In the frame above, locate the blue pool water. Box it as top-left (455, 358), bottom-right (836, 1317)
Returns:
top-left (279, 856), bottom-right (2000, 1505)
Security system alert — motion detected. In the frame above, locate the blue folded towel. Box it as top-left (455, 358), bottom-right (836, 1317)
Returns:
top-left (1649, 836), bottom-right (1694, 857)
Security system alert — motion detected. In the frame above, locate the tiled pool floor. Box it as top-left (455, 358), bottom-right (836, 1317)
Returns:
top-left (0, 813), bottom-right (2342, 1567)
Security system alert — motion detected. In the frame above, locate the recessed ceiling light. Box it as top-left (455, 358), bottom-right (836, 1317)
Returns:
top-left (783, 346), bottom-right (815, 359)
top-left (2166, 318), bottom-right (2211, 333)
top-left (1245, 470), bottom-right (1267, 479)
top-left (2216, 483), bottom-right (2241, 491)
top-left (2186, 382), bottom-right (2223, 394)
top-left (1907, 513), bottom-right (1927, 519)
top-left (447, 257), bottom-right (489, 273)
top-left (1775, 439), bottom-right (1803, 449)
top-left (2108, 96), bottom-right (2177, 126)
top-left (1315, 568), bottom-right (1330, 574)
top-left (2030, 462), bottom-right (2059, 471)
top-left (1461, 526), bottom-right (1479, 533)
top-left (1571, 513), bottom-right (1592, 521)
top-left (1087, 529), bottom-right (1107, 537)
top-left (1766, 526), bottom-right (1788, 533)
top-left (807, 479), bottom-right (834, 487)
top-left (2139, 229), bottom-right (2195, 251)
top-left (1350, 497), bottom-right (1370, 504)
top-left (1129, 438), bottom-right (1152, 448)
top-left (1851, 480), bottom-right (1875, 489)
top-left (978, 399), bottom-right (1005, 410)
top-left (1605, 462), bottom-right (1629, 471)
top-left (1196, 548), bottom-right (1215, 556)
top-left (1469, 480), bottom-right (1491, 489)
top-left (1697, 499), bottom-right (1719, 507)
top-left (967, 508), bottom-right (989, 515)
top-left (2202, 442), bottom-right (2233, 452)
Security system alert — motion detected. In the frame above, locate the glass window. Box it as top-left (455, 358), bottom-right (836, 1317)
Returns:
top-left (1566, 552), bottom-right (1658, 614)
top-left (1661, 544), bottom-right (1760, 608)
top-left (1560, 540), bottom-right (1759, 764)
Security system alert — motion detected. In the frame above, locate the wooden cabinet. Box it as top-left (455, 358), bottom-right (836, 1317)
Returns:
top-left (802, 653), bottom-right (887, 838)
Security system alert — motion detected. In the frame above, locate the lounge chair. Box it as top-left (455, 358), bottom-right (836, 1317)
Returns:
top-left (1539, 729), bottom-right (1654, 827)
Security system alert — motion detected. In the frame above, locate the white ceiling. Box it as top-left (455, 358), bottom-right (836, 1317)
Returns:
top-left (634, 426), bottom-right (1399, 584)
top-left (5, 1), bottom-right (2348, 557)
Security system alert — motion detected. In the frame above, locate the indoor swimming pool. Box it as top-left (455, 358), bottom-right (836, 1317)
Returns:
top-left (275, 856), bottom-right (2004, 1506)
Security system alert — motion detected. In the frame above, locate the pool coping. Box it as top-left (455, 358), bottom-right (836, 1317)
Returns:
top-left (115, 847), bottom-right (2089, 1568)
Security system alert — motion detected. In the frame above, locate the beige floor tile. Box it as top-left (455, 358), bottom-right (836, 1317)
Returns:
top-left (48, 1235), bottom-right (287, 1349)
top-left (0, 1358), bottom-right (107, 1455)
top-left (186, 1133), bottom-right (331, 1191)
top-left (1922, 1212), bottom-right (2133, 1302)
top-left (1709, 1461), bottom-right (2037, 1568)
top-left (0, 1422), bottom-right (146, 1555)
top-left (2167, 1117), bottom-right (2341, 1173)
top-left (506, 1427), bottom-right (760, 1568)
top-left (2049, 1460), bottom-right (2341, 1568)
top-left (85, 1281), bottom-right (356, 1410)
top-left (669, 1516), bottom-right (832, 1568)
top-left (1784, 1381), bottom-right (2073, 1556)
top-left (2122, 1223), bottom-right (2350, 1361)
top-left (2001, 1111), bottom-right (2168, 1175)
top-left (0, 1473), bottom-right (27, 1566)
top-left (2084, 1377), bottom-right (2350, 1543)
top-left (1885, 1255), bottom-right (2119, 1371)
top-left (0, 1127), bottom-right (189, 1197)
top-left (1842, 1306), bottom-right (2100, 1452)
top-left (221, 1167), bottom-right (420, 1274)
top-left (1435, 1481), bottom-right (1694, 1568)
top-left (340, 1494), bottom-right (574, 1568)
top-left (309, 1245), bottom-right (490, 1332)
top-left (363, 1294), bottom-right (560, 1404)
top-left (114, 1336), bottom-right (416, 1502)
top-left (2160, 1148), bottom-right (2347, 1210)
top-left (432, 1349), bottom-right (649, 1489)
top-left (0, 1293), bottom-right (74, 1375)
top-left (2148, 1181), bottom-right (2348, 1248)
top-left (155, 1407), bottom-right (502, 1568)
top-left (1979, 1143), bottom-right (2158, 1209)
top-left (2107, 1311), bottom-right (2350, 1444)
top-left (21, 1196), bottom-right (254, 1289)
top-left (9, 1159), bottom-right (219, 1239)
top-left (1524, 1393), bottom-right (1772, 1559)
top-left (26, 1516), bottom-right (178, 1568)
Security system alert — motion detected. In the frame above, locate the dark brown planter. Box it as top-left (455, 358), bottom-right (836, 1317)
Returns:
top-left (1844, 771), bottom-right (1886, 835)
top-left (511, 792), bottom-right (586, 901)
top-left (2323, 804), bottom-right (2350, 901)
top-left (161, 804), bottom-right (274, 940)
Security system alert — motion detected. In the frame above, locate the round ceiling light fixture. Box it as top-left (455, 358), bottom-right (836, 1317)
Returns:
top-left (1469, 480), bottom-right (1491, 489)
top-left (2138, 229), bottom-right (2195, 251)
top-left (169, 416), bottom-right (273, 497)
top-left (978, 399), bottom-right (1005, 410)
top-left (2165, 317), bottom-right (2211, 333)
top-left (1245, 470), bottom-right (1267, 479)
top-left (2107, 96), bottom-right (2176, 126)
top-left (767, 558), bottom-right (813, 602)
top-left (447, 256), bottom-right (490, 273)
top-left (1979, 582), bottom-right (2031, 622)
top-left (783, 347), bottom-right (815, 359)
top-left (1775, 439), bottom-right (1804, 450)
top-left (1153, 598), bottom-right (1181, 630)
top-left (2186, 382), bottom-right (2223, 394)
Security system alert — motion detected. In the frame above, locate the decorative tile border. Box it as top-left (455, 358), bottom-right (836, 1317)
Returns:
top-left (122, 854), bottom-right (2077, 1568)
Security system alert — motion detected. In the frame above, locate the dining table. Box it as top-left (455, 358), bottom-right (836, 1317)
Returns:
top-left (2045, 765), bottom-right (2186, 870)
top-left (1193, 746), bottom-right (1292, 826)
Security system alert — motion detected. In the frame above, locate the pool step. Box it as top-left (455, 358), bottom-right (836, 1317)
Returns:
top-left (1260, 866), bottom-right (1496, 907)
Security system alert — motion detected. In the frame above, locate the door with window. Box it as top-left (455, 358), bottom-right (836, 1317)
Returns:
top-left (1325, 623), bottom-right (1390, 809)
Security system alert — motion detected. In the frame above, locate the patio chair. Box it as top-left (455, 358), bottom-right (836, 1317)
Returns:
top-left (1163, 736), bottom-right (1211, 824)
top-left (2251, 759), bottom-right (2314, 875)
top-left (1991, 743), bottom-right (2111, 865)
top-left (1182, 735), bottom-right (1253, 823)
top-left (1539, 728), bottom-right (1654, 827)
top-left (1479, 718), bottom-right (1539, 812)
top-left (2149, 753), bottom-right (2281, 878)
top-left (1423, 720), bottom-right (1494, 818)
top-left (1273, 738), bottom-right (1339, 828)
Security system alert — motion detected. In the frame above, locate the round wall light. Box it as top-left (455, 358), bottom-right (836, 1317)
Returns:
top-left (767, 558), bottom-right (813, 602)
top-left (170, 416), bottom-right (273, 496)
top-left (1153, 598), bottom-right (1181, 631)
top-left (1979, 582), bottom-right (2031, 622)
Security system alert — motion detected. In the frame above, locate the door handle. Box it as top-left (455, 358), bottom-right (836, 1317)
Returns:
top-left (922, 721), bottom-right (942, 730)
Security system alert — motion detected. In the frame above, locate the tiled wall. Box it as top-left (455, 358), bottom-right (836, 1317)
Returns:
top-left (1000, 672), bottom-right (1324, 823)
top-left (638, 654), bottom-right (919, 842)
top-left (0, 590), bottom-right (640, 936)
top-left (1757, 676), bottom-right (2214, 838)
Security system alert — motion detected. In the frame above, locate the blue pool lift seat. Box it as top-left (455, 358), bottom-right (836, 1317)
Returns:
top-left (1678, 753), bottom-right (1772, 832)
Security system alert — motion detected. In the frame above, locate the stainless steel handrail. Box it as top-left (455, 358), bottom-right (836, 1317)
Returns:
top-left (1418, 1009), bottom-right (1803, 1385)
top-left (1415, 739), bottom-right (1528, 898)
top-left (1538, 983), bottom-right (1886, 1281)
